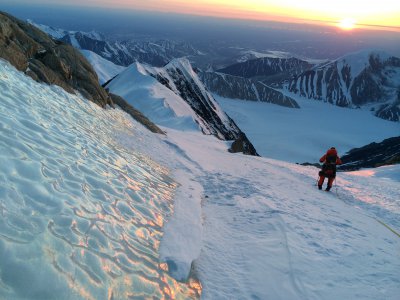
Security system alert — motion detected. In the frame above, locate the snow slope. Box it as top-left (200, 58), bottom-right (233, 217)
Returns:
top-left (216, 95), bottom-right (400, 163)
top-left (159, 129), bottom-right (400, 300)
top-left (106, 61), bottom-right (201, 132)
top-left (81, 50), bottom-right (126, 85)
top-left (0, 59), bottom-right (200, 299)
top-left (1, 59), bottom-right (399, 300)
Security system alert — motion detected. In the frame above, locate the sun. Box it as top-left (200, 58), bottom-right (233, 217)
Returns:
top-left (338, 18), bottom-right (357, 30)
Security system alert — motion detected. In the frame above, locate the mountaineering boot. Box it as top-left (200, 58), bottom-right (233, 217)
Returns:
top-left (318, 185), bottom-right (322, 190)
top-left (325, 186), bottom-right (331, 191)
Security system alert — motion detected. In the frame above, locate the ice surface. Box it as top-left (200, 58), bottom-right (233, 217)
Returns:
top-left (0, 59), bottom-right (200, 299)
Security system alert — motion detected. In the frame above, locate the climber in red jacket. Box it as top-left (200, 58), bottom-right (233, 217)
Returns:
top-left (318, 147), bottom-right (342, 191)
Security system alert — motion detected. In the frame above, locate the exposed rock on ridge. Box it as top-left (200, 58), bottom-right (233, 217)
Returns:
top-left (0, 11), bottom-right (110, 107)
top-left (338, 136), bottom-right (400, 171)
top-left (154, 59), bottom-right (259, 155)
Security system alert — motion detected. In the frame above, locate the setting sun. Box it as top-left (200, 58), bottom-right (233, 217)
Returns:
top-left (20, 0), bottom-right (399, 30)
top-left (338, 18), bottom-right (357, 30)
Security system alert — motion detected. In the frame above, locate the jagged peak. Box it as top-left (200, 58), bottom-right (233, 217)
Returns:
top-left (165, 57), bottom-right (195, 75)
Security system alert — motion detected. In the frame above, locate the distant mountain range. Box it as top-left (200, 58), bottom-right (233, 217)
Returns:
top-left (28, 19), bottom-right (400, 122)
top-left (30, 21), bottom-right (201, 67)
top-left (212, 51), bottom-right (400, 122)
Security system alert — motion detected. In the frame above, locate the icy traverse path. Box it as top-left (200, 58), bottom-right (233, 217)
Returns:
top-left (163, 129), bottom-right (400, 300)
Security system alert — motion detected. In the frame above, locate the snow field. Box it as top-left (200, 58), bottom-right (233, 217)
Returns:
top-left (216, 95), bottom-right (399, 163)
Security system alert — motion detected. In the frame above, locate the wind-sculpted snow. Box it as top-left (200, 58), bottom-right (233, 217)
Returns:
top-left (0, 60), bottom-right (200, 299)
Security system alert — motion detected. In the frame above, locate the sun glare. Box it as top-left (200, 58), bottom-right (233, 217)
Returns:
top-left (338, 18), bottom-right (357, 30)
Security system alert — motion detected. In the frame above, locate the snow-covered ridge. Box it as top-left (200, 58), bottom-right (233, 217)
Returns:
top-left (107, 58), bottom-right (258, 154)
top-left (237, 50), bottom-right (328, 65)
top-left (28, 19), bottom-right (105, 41)
top-left (316, 49), bottom-right (394, 80)
top-left (106, 61), bottom-right (204, 132)
top-left (80, 50), bottom-right (126, 85)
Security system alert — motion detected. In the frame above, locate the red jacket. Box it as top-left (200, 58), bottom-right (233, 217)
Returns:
top-left (320, 148), bottom-right (342, 165)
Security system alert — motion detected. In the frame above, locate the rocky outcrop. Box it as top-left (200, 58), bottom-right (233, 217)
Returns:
top-left (375, 100), bottom-right (400, 122)
top-left (0, 11), bottom-right (111, 107)
top-left (338, 136), bottom-right (400, 170)
top-left (229, 132), bottom-right (259, 156)
top-left (199, 71), bottom-right (299, 108)
top-left (288, 51), bottom-right (400, 121)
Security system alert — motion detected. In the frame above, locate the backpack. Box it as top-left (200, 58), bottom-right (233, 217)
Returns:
top-left (321, 154), bottom-right (337, 178)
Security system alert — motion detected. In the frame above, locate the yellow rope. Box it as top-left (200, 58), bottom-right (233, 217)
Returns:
top-left (376, 219), bottom-right (400, 238)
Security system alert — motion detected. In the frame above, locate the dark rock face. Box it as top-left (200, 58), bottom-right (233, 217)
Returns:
top-left (289, 51), bottom-right (400, 121)
top-left (0, 12), bottom-right (110, 107)
top-left (217, 57), bottom-right (312, 80)
top-left (199, 71), bottom-right (299, 108)
top-left (229, 132), bottom-right (259, 156)
top-left (339, 136), bottom-right (400, 171)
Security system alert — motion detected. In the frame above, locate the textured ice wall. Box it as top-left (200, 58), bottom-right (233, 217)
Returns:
top-left (0, 60), bottom-right (200, 299)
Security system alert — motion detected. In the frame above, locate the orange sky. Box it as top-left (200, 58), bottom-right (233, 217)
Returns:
top-left (36, 0), bottom-right (400, 30)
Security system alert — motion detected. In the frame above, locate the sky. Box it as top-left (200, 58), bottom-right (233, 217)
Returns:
top-left (3, 0), bottom-right (400, 30)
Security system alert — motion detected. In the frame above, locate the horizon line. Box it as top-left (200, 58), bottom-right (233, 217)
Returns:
top-left (2, 2), bottom-right (400, 33)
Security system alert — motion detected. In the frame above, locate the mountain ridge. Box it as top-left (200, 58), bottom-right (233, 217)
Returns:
top-left (29, 20), bottom-right (200, 67)
top-left (106, 58), bottom-right (259, 155)
top-left (288, 50), bottom-right (400, 121)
